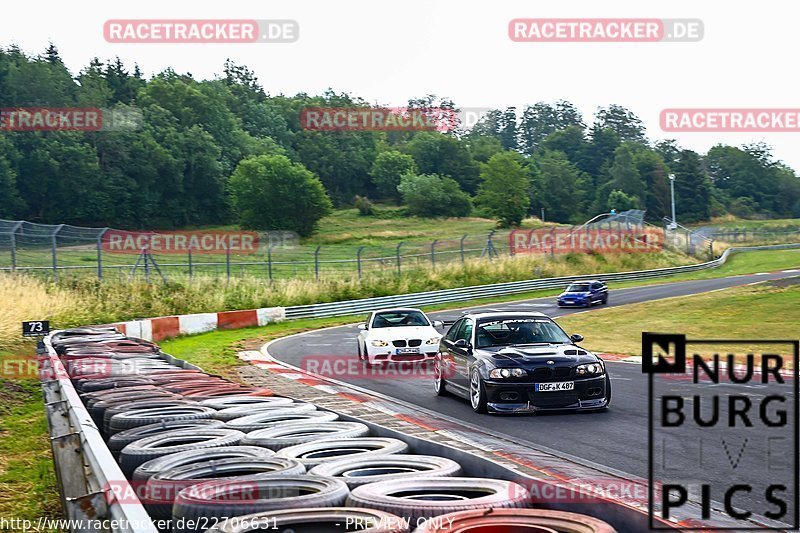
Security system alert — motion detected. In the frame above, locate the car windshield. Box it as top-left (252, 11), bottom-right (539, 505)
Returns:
top-left (372, 311), bottom-right (430, 328)
top-left (475, 319), bottom-right (572, 348)
top-left (566, 283), bottom-right (591, 292)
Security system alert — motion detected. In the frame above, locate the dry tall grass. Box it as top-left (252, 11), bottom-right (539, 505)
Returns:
top-left (0, 250), bottom-right (694, 351)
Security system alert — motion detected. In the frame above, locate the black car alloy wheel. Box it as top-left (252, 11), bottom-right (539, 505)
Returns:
top-left (433, 356), bottom-right (446, 396)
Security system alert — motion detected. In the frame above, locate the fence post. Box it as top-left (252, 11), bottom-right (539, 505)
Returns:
top-left (685, 229), bottom-right (691, 254)
top-left (460, 234), bottom-right (467, 264)
top-left (226, 247), bottom-right (231, 281)
top-left (268, 244), bottom-right (275, 282)
top-left (396, 242), bottom-right (404, 275)
top-left (9, 221), bottom-right (22, 271)
top-left (357, 246), bottom-right (365, 280)
top-left (430, 239), bottom-right (438, 269)
top-left (50, 224), bottom-right (63, 279)
top-left (188, 248), bottom-right (193, 278)
top-left (314, 245), bottom-right (321, 281)
top-left (96, 228), bottom-right (107, 280)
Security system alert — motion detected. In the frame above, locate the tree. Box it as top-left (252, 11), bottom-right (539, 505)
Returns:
top-left (673, 150), bottom-right (711, 223)
top-left (593, 105), bottom-right (647, 144)
top-left (531, 150), bottom-right (587, 223)
top-left (607, 190), bottom-right (639, 211)
top-left (397, 173), bottom-right (472, 218)
top-left (403, 132), bottom-right (480, 194)
top-left (370, 151), bottom-right (417, 202)
top-left (607, 145), bottom-right (645, 206)
top-left (228, 155), bottom-right (332, 236)
top-left (476, 152), bottom-right (530, 227)
top-left (518, 100), bottom-right (584, 156)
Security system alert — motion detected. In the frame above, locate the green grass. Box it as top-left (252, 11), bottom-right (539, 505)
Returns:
top-left (557, 281), bottom-right (800, 358)
top-left (0, 377), bottom-right (62, 527)
top-left (692, 217), bottom-right (800, 230)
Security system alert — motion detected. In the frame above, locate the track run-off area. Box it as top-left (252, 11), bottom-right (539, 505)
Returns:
top-left (267, 267), bottom-right (800, 516)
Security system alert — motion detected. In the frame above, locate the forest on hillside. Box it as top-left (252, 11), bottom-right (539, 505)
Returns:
top-left (1, 44), bottom-right (799, 235)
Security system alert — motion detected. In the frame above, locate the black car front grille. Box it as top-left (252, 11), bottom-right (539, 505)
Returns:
top-left (392, 340), bottom-right (406, 347)
top-left (530, 391), bottom-right (580, 407)
top-left (532, 368), bottom-right (551, 380)
top-left (408, 339), bottom-right (422, 347)
top-left (554, 367), bottom-right (572, 379)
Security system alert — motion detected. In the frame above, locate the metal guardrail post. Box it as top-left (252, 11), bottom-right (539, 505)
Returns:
top-left (460, 234), bottom-right (467, 264)
top-left (314, 245), bottom-right (321, 281)
top-left (96, 228), bottom-right (108, 280)
top-left (52, 224), bottom-right (64, 278)
top-left (357, 246), bottom-right (365, 279)
top-left (396, 242), bottom-right (404, 275)
top-left (430, 239), bottom-right (438, 268)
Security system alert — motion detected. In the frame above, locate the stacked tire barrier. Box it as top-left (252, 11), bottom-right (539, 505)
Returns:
top-left (42, 326), bottom-right (655, 532)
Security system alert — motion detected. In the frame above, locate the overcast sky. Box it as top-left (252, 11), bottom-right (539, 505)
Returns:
top-left (6, 0), bottom-right (799, 170)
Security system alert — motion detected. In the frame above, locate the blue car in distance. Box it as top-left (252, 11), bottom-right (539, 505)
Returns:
top-left (557, 280), bottom-right (608, 308)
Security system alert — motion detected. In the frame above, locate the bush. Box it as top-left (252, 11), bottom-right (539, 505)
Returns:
top-left (229, 155), bottom-right (332, 237)
top-left (353, 195), bottom-right (375, 216)
top-left (397, 173), bottom-right (472, 218)
top-left (475, 152), bottom-right (530, 227)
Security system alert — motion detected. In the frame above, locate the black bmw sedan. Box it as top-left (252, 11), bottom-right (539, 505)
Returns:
top-left (433, 312), bottom-right (611, 414)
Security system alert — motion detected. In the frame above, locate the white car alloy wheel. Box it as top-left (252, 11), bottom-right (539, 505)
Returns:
top-left (433, 357), bottom-right (446, 395)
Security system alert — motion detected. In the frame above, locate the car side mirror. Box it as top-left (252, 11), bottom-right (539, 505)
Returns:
top-left (454, 339), bottom-right (472, 351)
top-left (433, 320), bottom-right (444, 328)
top-left (570, 334), bottom-right (584, 343)
top-left (357, 323), bottom-right (367, 330)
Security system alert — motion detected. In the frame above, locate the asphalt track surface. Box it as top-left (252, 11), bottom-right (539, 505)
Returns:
top-left (269, 267), bottom-right (800, 519)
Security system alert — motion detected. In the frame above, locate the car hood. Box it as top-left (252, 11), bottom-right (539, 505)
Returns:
top-left (367, 326), bottom-right (437, 338)
top-left (478, 343), bottom-right (598, 367)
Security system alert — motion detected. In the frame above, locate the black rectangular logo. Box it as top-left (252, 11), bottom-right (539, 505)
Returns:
top-left (645, 333), bottom-right (799, 530)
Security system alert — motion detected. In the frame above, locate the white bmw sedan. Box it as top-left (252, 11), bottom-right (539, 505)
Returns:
top-left (356, 308), bottom-right (443, 366)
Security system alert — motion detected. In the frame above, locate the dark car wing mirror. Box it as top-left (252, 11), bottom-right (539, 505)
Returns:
top-left (454, 339), bottom-right (472, 351)
top-left (570, 334), bottom-right (584, 343)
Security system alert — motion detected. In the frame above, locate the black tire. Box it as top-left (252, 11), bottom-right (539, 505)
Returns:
top-left (133, 446), bottom-right (276, 481)
top-left (78, 378), bottom-right (154, 392)
top-left (118, 428), bottom-right (245, 477)
top-left (469, 368), bottom-right (488, 414)
top-left (215, 402), bottom-right (316, 422)
top-left (412, 508), bottom-right (616, 533)
top-left (199, 396), bottom-right (294, 411)
top-left (357, 341), bottom-right (363, 361)
top-left (309, 454), bottom-right (462, 488)
top-left (241, 422), bottom-right (370, 450)
top-left (108, 420), bottom-right (226, 458)
top-left (103, 399), bottom-right (197, 437)
top-left (224, 410), bottom-right (339, 429)
top-left (172, 475), bottom-right (349, 533)
top-left (206, 508), bottom-right (407, 533)
top-left (275, 438), bottom-right (409, 468)
top-left (222, 405), bottom-right (324, 429)
top-left (109, 405), bottom-right (217, 435)
top-left (604, 374), bottom-right (612, 408)
top-left (88, 393), bottom-right (182, 425)
top-left (346, 477), bottom-right (530, 525)
top-left (143, 457), bottom-right (306, 519)
top-left (433, 356), bottom-right (447, 396)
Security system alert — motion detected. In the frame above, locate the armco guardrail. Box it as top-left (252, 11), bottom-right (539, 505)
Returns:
top-left (283, 243), bottom-right (800, 319)
top-left (39, 336), bottom-right (161, 533)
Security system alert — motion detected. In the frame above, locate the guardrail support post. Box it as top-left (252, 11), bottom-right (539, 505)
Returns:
top-left (430, 239), bottom-right (438, 269)
top-left (357, 246), bottom-right (365, 279)
top-left (460, 234), bottom-right (467, 264)
top-left (396, 242), bottom-right (404, 275)
top-left (314, 245), bottom-right (321, 281)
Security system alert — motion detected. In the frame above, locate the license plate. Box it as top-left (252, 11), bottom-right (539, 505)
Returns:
top-left (535, 381), bottom-right (575, 392)
top-left (396, 348), bottom-right (420, 355)
top-left (565, 300), bottom-right (574, 303)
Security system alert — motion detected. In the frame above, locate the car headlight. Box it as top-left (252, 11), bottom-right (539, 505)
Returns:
top-left (576, 362), bottom-right (604, 375)
top-left (425, 337), bottom-right (441, 345)
top-left (370, 340), bottom-right (389, 347)
top-left (489, 368), bottom-right (527, 379)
